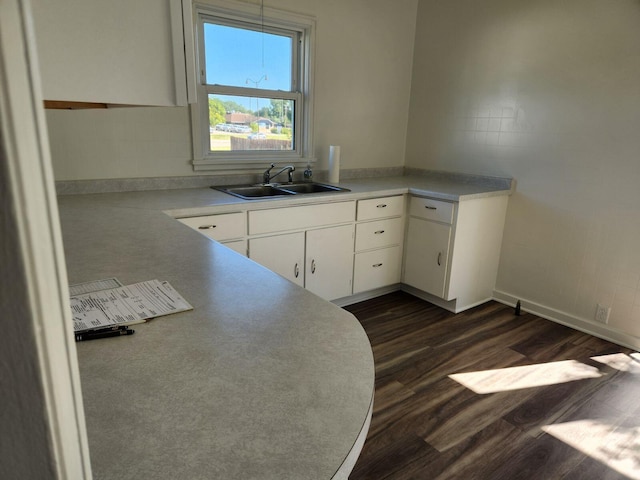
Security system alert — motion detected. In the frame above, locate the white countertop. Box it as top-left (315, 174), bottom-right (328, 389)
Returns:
top-left (57, 174), bottom-right (511, 479)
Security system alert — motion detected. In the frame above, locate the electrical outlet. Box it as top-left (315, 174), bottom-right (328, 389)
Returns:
top-left (595, 304), bottom-right (611, 324)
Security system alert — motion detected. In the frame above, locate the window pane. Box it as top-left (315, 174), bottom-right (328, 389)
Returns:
top-left (208, 94), bottom-right (294, 152)
top-left (203, 22), bottom-right (292, 91)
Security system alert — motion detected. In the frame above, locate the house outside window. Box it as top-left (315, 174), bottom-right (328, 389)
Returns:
top-left (192, 1), bottom-right (315, 171)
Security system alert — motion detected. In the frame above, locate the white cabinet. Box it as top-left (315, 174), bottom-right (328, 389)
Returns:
top-left (31, 0), bottom-right (194, 106)
top-left (248, 202), bottom-right (355, 235)
top-left (357, 195), bottom-right (405, 221)
top-left (248, 201), bottom-right (356, 301)
top-left (353, 196), bottom-right (404, 295)
top-left (355, 217), bottom-right (404, 251)
top-left (249, 232), bottom-right (305, 287)
top-left (178, 212), bottom-right (247, 256)
top-left (221, 239), bottom-right (248, 256)
top-left (403, 217), bottom-right (452, 298)
top-left (402, 194), bottom-right (509, 312)
top-left (175, 190), bottom-right (507, 310)
top-left (305, 225), bottom-right (354, 300)
top-left (353, 246), bottom-right (402, 294)
top-left (249, 225), bottom-right (354, 300)
top-left (178, 212), bottom-right (246, 241)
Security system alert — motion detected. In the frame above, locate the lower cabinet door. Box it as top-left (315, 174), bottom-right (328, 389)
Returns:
top-left (249, 232), bottom-right (305, 287)
top-left (305, 224), bottom-right (355, 301)
top-left (353, 246), bottom-right (402, 294)
top-left (403, 218), bottom-right (452, 298)
top-left (221, 239), bottom-right (247, 256)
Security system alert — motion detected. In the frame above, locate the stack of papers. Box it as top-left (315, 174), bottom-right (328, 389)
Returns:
top-left (69, 279), bottom-right (193, 332)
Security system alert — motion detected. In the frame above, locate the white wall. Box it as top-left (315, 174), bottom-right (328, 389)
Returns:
top-left (407, 0), bottom-right (640, 342)
top-left (47, 0), bottom-right (418, 180)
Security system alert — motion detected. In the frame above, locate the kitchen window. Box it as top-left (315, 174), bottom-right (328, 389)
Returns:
top-left (192, 1), bottom-right (315, 171)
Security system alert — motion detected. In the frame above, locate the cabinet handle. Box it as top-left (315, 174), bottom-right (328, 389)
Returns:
top-left (294, 263), bottom-right (299, 278)
top-left (437, 252), bottom-right (442, 266)
top-left (372, 263), bottom-right (383, 268)
top-left (311, 259), bottom-right (316, 274)
top-left (198, 224), bottom-right (217, 230)
top-left (425, 205), bottom-right (437, 210)
top-left (374, 230), bottom-right (385, 235)
top-left (376, 204), bottom-right (387, 208)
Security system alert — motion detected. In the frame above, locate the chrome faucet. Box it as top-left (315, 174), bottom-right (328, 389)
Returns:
top-left (263, 163), bottom-right (295, 184)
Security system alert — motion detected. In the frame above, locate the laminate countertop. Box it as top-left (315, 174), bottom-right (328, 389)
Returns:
top-left (57, 174), bottom-right (512, 479)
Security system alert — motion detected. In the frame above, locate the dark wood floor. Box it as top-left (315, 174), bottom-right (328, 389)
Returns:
top-left (345, 291), bottom-right (640, 480)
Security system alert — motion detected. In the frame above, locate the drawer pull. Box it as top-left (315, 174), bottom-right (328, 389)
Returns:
top-left (311, 259), bottom-right (316, 274)
top-left (294, 263), bottom-right (300, 278)
top-left (372, 263), bottom-right (383, 268)
top-left (425, 205), bottom-right (437, 210)
top-left (198, 224), bottom-right (217, 230)
top-left (437, 252), bottom-right (442, 266)
top-left (374, 230), bottom-right (385, 235)
top-left (376, 204), bottom-right (387, 208)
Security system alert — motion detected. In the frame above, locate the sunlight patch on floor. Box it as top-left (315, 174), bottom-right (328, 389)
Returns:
top-left (542, 419), bottom-right (640, 479)
top-left (448, 360), bottom-right (602, 394)
top-left (592, 352), bottom-right (640, 374)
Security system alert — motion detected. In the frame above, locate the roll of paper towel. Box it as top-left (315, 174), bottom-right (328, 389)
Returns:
top-left (328, 145), bottom-right (340, 183)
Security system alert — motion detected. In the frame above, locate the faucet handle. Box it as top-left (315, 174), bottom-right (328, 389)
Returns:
top-left (263, 163), bottom-right (276, 184)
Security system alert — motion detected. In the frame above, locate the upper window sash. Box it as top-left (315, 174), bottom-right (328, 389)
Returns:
top-left (198, 15), bottom-right (300, 93)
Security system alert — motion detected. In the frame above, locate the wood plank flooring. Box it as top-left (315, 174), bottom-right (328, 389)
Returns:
top-left (345, 291), bottom-right (640, 480)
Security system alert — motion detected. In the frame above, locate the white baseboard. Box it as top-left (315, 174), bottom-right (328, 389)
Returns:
top-left (493, 289), bottom-right (640, 351)
top-left (332, 285), bottom-right (401, 307)
top-left (335, 284), bottom-right (640, 351)
top-left (399, 285), bottom-right (493, 313)
top-left (400, 285), bottom-right (458, 312)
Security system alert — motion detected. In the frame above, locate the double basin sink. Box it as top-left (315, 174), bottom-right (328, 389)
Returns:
top-left (213, 182), bottom-right (350, 200)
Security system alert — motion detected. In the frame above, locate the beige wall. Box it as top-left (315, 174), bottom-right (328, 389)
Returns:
top-left (47, 0), bottom-right (418, 180)
top-left (407, 0), bottom-right (640, 341)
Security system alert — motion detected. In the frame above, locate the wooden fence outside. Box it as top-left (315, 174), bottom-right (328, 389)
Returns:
top-left (230, 136), bottom-right (292, 151)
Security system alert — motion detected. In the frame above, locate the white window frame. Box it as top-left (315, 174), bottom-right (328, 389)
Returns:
top-left (191, 0), bottom-right (316, 171)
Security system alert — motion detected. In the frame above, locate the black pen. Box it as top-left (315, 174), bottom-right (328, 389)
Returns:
top-left (84, 325), bottom-right (130, 335)
top-left (75, 329), bottom-right (135, 342)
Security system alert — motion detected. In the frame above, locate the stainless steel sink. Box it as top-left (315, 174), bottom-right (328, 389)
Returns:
top-left (213, 182), bottom-right (350, 200)
top-left (278, 183), bottom-right (346, 194)
top-left (216, 185), bottom-right (295, 199)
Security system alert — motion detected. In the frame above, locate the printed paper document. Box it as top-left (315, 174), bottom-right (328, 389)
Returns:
top-left (70, 279), bottom-right (193, 332)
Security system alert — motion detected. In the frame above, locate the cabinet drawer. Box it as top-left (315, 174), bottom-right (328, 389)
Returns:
top-left (353, 246), bottom-right (402, 294)
top-left (357, 195), bottom-right (404, 221)
top-left (178, 212), bottom-right (246, 241)
top-left (248, 201), bottom-right (355, 235)
top-left (408, 197), bottom-right (454, 224)
top-left (355, 217), bottom-right (403, 251)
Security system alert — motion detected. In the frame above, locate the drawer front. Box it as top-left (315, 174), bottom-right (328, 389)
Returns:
top-left (178, 212), bottom-right (246, 241)
top-left (357, 195), bottom-right (404, 221)
top-left (408, 196), bottom-right (454, 224)
top-left (353, 246), bottom-right (402, 294)
top-left (355, 217), bottom-right (404, 251)
top-left (248, 201), bottom-right (355, 235)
